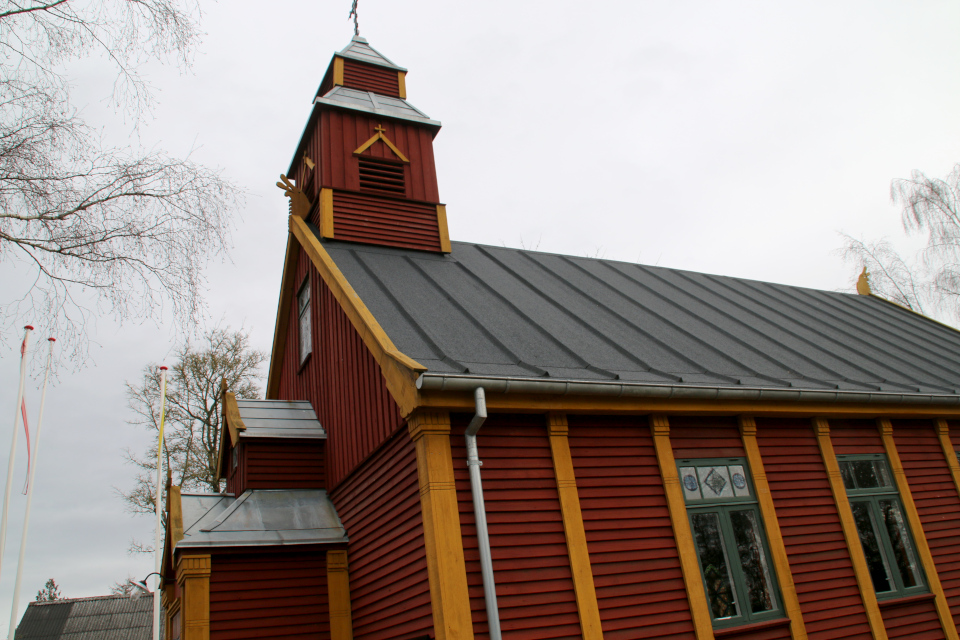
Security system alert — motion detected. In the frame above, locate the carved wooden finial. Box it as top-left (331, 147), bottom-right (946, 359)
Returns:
top-left (374, 124), bottom-right (386, 133)
top-left (856, 267), bottom-right (872, 296)
top-left (275, 174), bottom-right (312, 219)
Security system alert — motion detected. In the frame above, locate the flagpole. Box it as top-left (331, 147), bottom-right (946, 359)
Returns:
top-left (0, 325), bottom-right (32, 588)
top-left (8, 338), bottom-right (54, 640)
top-left (153, 366), bottom-right (168, 640)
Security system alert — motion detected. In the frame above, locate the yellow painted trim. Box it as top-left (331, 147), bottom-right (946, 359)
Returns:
top-left (650, 415), bottom-right (715, 640)
top-left (878, 419), bottom-right (960, 640)
top-left (176, 554), bottom-right (211, 640)
top-left (353, 129), bottom-right (410, 163)
top-left (415, 390), bottom-right (960, 419)
top-left (437, 205), bottom-right (451, 253)
top-left (327, 550), bottom-right (354, 640)
top-left (813, 418), bottom-right (888, 640)
top-left (546, 413), bottom-right (603, 640)
top-left (333, 56), bottom-right (344, 86)
top-left (169, 485), bottom-right (184, 550)
top-left (289, 215), bottom-right (424, 415)
top-left (935, 419), bottom-right (960, 498)
top-left (320, 187), bottom-right (335, 238)
top-left (408, 410), bottom-right (474, 640)
top-left (738, 416), bottom-right (807, 640)
top-left (398, 71), bottom-right (407, 99)
top-left (276, 174), bottom-right (311, 219)
top-left (265, 235), bottom-right (301, 399)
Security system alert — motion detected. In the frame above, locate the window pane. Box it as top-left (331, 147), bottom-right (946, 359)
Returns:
top-left (299, 303), bottom-right (312, 363)
top-left (730, 509), bottom-right (775, 614)
top-left (698, 466), bottom-right (734, 499)
top-left (879, 499), bottom-right (922, 588)
top-left (691, 512), bottom-right (740, 620)
top-left (850, 501), bottom-right (893, 593)
top-left (729, 465), bottom-right (751, 497)
top-left (680, 467), bottom-right (702, 501)
top-left (839, 461), bottom-right (857, 490)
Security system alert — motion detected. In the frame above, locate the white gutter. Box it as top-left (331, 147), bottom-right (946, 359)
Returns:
top-left (418, 374), bottom-right (960, 406)
top-left (464, 387), bottom-right (502, 640)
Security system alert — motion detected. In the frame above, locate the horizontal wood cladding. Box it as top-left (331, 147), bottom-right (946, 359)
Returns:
top-left (879, 596), bottom-right (945, 640)
top-left (891, 420), bottom-right (960, 629)
top-left (567, 416), bottom-right (696, 640)
top-left (329, 430), bottom-right (432, 640)
top-left (828, 419), bottom-right (885, 454)
top-left (209, 547), bottom-right (329, 640)
top-left (755, 418), bottom-right (873, 640)
top-left (319, 111), bottom-right (439, 202)
top-left (276, 249), bottom-right (402, 488)
top-left (237, 440), bottom-right (325, 493)
top-left (451, 414), bottom-right (581, 640)
top-left (342, 58), bottom-right (401, 97)
top-left (715, 620), bottom-right (792, 640)
top-left (669, 416), bottom-right (745, 459)
top-left (324, 190), bottom-right (442, 252)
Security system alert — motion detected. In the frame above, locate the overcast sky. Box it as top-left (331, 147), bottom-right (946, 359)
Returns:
top-left (0, 0), bottom-right (958, 632)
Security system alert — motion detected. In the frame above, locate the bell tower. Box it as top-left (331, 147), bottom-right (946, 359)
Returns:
top-left (284, 36), bottom-right (449, 253)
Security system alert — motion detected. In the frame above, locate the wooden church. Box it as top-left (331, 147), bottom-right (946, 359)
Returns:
top-left (160, 34), bottom-right (960, 640)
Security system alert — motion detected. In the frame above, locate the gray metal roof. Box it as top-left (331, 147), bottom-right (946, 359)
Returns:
top-left (315, 86), bottom-right (440, 127)
top-left (178, 490), bottom-right (347, 549)
top-left (236, 399), bottom-right (325, 439)
top-left (15, 595), bottom-right (158, 640)
top-left (319, 236), bottom-right (960, 399)
top-left (338, 36), bottom-right (406, 71)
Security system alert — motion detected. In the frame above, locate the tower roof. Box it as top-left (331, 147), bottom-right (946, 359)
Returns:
top-left (337, 35), bottom-right (406, 72)
top-left (314, 86), bottom-right (440, 127)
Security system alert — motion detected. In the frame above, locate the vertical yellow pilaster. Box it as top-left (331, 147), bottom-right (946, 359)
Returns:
top-left (408, 410), bottom-right (474, 640)
top-left (333, 57), bottom-right (344, 86)
top-left (934, 419), bottom-right (960, 498)
top-left (737, 416), bottom-right (807, 640)
top-left (176, 554), bottom-right (211, 640)
top-left (327, 550), bottom-right (355, 640)
top-left (877, 419), bottom-right (959, 640)
top-left (813, 418), bottom-right (888, 640)
top-left (546, 413), bottom-right (603, 640)
top-left (320, 188), bottom-right (334, 238)
top-left (398, 71), bottom-right (407, 99)
top-left (436, 205), bottom-right (451, 253)
top-left (650, 415), bottom-right (715, 640)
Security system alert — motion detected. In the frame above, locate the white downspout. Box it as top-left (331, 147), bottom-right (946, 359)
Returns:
top-left (464, 387), bottom-right (502, 640)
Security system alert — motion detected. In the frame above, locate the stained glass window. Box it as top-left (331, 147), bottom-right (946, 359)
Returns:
top-left (838, 454), bottom-right (926, 599)
top-left (677, 458), bottom-right (779, 628)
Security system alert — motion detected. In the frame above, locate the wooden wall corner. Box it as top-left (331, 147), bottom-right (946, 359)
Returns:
top-left (327, 549), bottom-right (354, 640)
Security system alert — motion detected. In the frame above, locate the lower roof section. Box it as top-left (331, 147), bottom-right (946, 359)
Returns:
top-left (178, 489), bottom-right (347, 549)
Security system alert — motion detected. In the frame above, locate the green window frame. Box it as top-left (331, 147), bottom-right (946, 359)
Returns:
top-left (677, 457), bottom-right (782, 629)
top-left (837, 454), bottom-right (926, 600)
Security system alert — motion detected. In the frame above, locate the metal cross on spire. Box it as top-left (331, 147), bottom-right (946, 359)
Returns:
top-left (349, 0), bottom-right (360, 36)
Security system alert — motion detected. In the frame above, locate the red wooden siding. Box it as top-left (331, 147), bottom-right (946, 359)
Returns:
top-left (319, 111), bottom-right (439, 202)
top-left (342, 58), bottom-right (401, 97)
top-left (209, 547), bottom-right (329, 640)
top-left (324, 190), bottom-right (441, 253)
top-left (669, 416), bottom-right (745, 459)
top-left (567, 416), bottom-right (696, 640)
top-left (756, 418), bottom-right (872, 640)
top-left (949, 421), bottom-right (960, 452)
top-left (228, 440), bottom-right (325, 495)
top-left (451, 414), bottom-right (581, 640)
top-left (276, 249), bottom-right (403, 489)
top-left (715, 621), bottom-right (792, 640)
top-left (879, 597), bottom-right (945, 640)
top-left (329, 429), bottom-right (432, 640)
top-left (828, 419), bottom-right (885, 455)
top-left (892, 420), bottom-right (960, 628)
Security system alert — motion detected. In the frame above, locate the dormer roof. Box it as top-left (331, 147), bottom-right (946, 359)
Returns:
top-left (337, 35), bottom-right (406, 71)
top-left (314, 86), bottom-right (440, 127)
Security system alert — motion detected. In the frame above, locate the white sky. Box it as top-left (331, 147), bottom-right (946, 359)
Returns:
top-left (0, 0), bottom-right (959, 632)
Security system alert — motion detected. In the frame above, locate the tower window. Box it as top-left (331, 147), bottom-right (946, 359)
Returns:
top-left (358, 156), bottom-right (405, 196)
top-left (298, 276), bottom-right (312, 365)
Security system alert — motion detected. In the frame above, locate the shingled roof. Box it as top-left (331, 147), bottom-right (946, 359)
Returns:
top-left (320, 234), bottom-right (960, 402)
top-left (15, 595), bottom-right (158, 640)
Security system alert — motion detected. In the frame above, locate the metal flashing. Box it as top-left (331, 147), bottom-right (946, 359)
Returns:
top-left (337, 36), bottom-right (407, 71)
top-left (315, 86), bottom-right (441, 127)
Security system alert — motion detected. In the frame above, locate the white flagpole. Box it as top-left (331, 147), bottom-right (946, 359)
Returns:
top-left (153, 366), bottom-right (168, 640)
top-left (0, 325), bottom-right (32, 587)
top-left (8, 338), bottom-right (54, 640)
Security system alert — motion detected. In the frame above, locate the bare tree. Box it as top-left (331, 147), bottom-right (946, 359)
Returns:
top-left (0, 1), bottom-right (241, 362)
top-left (841, 163), bottom-right (960, 324)
top-left (120, 326), bottom-right (265, 515)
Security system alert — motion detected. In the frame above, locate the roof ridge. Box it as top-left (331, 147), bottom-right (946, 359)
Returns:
top-left (30, 594), bottom-right (143, 605)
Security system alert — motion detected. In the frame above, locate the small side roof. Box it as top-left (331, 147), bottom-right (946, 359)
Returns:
top-left (235, 399), bottom-right (325, 439)
top-left (315, 86), bottom-right (440, 128)
top-left (337, 35), bottom-right (406, 71)
top-left (15, 595), bottom-right (158, 640)
top-left (178, 489), bottom-right (347, 549)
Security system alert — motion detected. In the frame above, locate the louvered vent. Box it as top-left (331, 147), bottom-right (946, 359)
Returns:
top-left (358, 157), bottom-right (405, 196)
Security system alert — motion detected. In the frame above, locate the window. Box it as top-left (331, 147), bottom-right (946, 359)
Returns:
top-left (838, 454), bottom-right (925, 598)
top-left (678, 458), bottom-right (781, 628)
top-left (298, 277), bottom-right (312, 365)
top-left (358, 156), bottom-right (405, 196)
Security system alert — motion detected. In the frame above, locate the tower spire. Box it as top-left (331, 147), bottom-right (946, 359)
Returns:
top-left (348, 0), bottom-right (359, 36)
